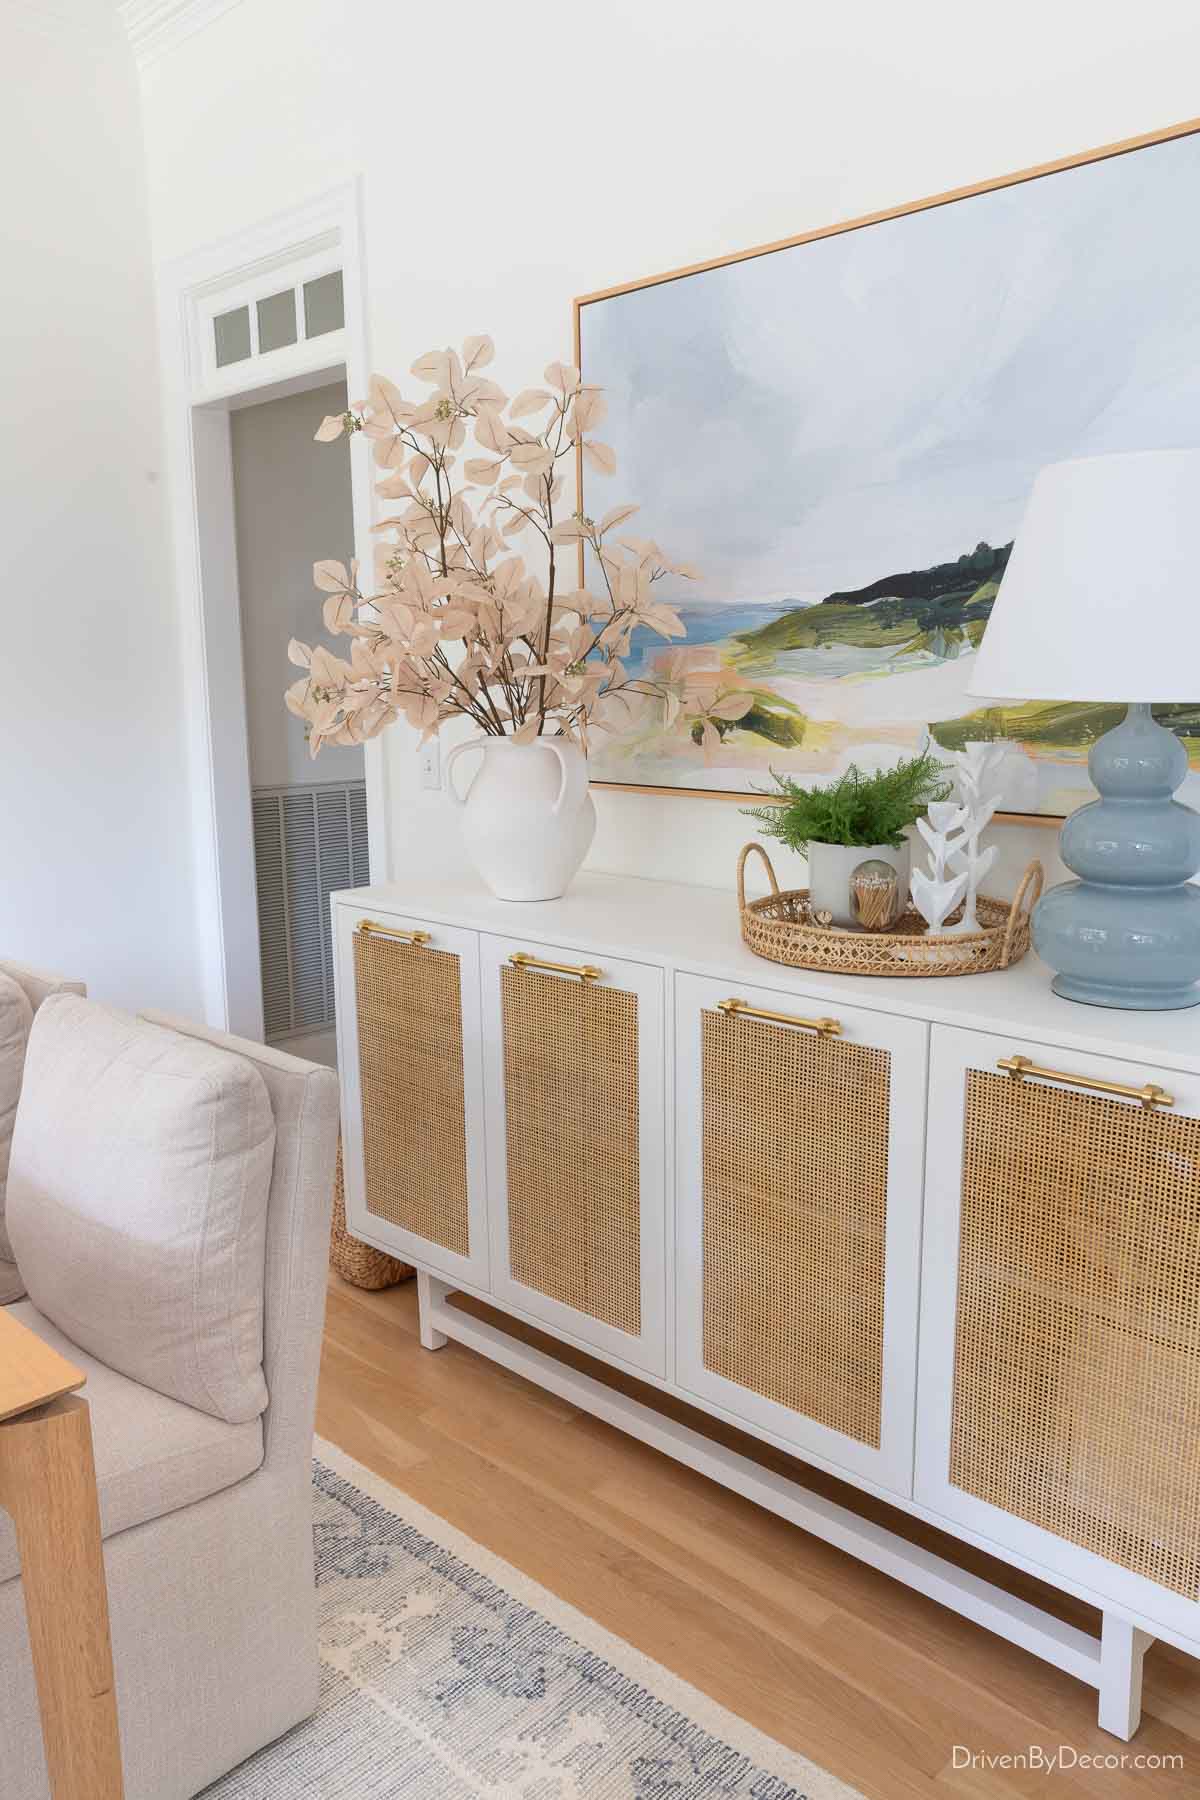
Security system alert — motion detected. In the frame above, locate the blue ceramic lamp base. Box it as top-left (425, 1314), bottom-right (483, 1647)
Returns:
top-left (1034, 704), bottom-right (1200, 1010)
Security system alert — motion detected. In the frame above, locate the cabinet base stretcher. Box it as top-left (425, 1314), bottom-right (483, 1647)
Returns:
top-left (417, 1271), bottom-right (1154, 1742)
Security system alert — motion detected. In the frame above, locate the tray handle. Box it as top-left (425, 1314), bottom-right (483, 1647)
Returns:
top-left (999, 859), bottom-right (1044, 968)
top-left (737, 841), bottom-right (782, 912)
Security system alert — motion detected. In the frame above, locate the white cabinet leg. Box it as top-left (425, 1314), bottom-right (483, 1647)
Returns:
top-left (416, 1270), bottom-right (450, 1351)
top-left (1098, 1615), bottom-right (1153, 1740)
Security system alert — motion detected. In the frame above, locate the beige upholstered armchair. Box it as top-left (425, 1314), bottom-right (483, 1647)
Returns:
top-left (0, 960), bottom-right (86, 1305)
top-left (0, 985), bottom-right (339, 1799)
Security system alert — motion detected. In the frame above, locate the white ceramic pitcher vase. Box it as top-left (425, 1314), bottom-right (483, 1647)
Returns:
top-left (445, 737), bottom-right (597, 901)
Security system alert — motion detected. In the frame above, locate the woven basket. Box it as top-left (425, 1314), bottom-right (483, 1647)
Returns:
top-left (329, 1136), bottom-right (413, 1290)
top-left (738, 841), bottom-right (1043, 978)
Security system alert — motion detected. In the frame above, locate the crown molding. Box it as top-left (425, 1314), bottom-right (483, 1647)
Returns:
top-left (118, 0), bottom-right (243, 69)
top-left (2, 0), bottom-right (121, 53)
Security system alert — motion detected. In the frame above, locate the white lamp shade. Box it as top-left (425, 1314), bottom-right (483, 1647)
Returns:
top-left (968, 450), bottom-right (1200, 703)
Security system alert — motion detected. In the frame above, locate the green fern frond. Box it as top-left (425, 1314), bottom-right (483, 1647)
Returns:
top-left (743, 753), bottom-right (951, 854)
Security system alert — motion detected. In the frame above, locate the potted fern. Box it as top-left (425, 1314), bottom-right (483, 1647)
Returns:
top-left (744, 753), bottom-right (951, 926)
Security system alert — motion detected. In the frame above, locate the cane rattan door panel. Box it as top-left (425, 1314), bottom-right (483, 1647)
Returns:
top-left (499, 964), bottom-right (641, 1335)
top-left (675, 973), bottom-right (926, 1492)
top-left (700, 1006), bottom-right (890, 1449)
top-left (950, 1067), bottom-right (1200, 1599)
top-left (481, 937), bottom-right (666, 1374)
top-left (353, 927), bottom-right (471, 1260)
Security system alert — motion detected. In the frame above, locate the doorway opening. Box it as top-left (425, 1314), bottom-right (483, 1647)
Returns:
top-left (158, 184), bottom-right (383, 1055)
top-left (230, 375), bottom-right (365, 1067)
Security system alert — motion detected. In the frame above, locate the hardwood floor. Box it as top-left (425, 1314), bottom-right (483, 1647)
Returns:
top-left (316, 1273), bottom-right (1200, 1799)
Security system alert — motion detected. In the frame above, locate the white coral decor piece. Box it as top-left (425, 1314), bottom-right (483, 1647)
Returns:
top-left (941, 741), bottom-right (1007, 936)
top-left (917, 803), bottom-right (967, 880)
top-left (909, 804), bottom-right (968, 931)
top-left (909, 736), bottom-right (1008, 936)
top-left (910, 864), bottom-right (969, 933)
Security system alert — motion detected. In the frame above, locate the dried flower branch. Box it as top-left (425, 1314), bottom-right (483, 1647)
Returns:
top-left (286, 337), bottom-right (753, 758)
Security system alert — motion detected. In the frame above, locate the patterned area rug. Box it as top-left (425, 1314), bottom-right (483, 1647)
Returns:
top-left (204, 1439), bottom-right (861, 1799)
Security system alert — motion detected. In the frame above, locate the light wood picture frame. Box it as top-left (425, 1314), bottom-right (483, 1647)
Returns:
top-left (574, 117), bottom-right (1200, 823)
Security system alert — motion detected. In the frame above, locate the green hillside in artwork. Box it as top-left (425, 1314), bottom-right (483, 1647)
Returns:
top-left (734, 540), bottom-right (1010, 661)
top-left (932, 698), bottom-right (1200, 762)
top-left (731, 539), bottom-right (1200, 764)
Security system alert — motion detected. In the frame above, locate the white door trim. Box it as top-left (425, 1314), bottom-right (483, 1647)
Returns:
top-left (155, 179), bottom-right (387, 1032)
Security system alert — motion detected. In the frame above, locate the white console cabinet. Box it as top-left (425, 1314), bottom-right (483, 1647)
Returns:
top-left (333, 866), bottom-right (1200, 1740)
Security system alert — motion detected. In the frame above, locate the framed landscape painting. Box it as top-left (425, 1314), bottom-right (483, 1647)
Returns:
top-left (574, 119), bottom-right (1200, 819)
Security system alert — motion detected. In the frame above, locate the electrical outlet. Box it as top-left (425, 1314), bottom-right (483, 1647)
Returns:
top-left (418, 739), bottom-right (441, 791)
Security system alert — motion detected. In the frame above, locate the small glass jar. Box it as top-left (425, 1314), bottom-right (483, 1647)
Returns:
top-left (851, 859), bottom-right (902, 931)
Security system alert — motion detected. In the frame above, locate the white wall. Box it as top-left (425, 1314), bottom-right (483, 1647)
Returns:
top-left (230, 377), bottom-right (363, 791)
top-left (133, 0), bottom-right (1200, 903)
top-left (0, 4), bottom-right (204, 1012)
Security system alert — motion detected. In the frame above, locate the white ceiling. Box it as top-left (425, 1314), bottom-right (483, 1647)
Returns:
top-left (1, 0), bottom-right (243, 64)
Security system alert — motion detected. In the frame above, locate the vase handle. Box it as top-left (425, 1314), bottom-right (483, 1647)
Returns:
top-left (544, 739), bottom-right (587, 817)
top-left (444, 739), bottom-right (485, 808)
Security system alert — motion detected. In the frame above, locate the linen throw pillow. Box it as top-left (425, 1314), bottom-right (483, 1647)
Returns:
top-left (0, 972), bottom-right (35, 1302)
top-left (7, 996), bottom-right (276, 1423)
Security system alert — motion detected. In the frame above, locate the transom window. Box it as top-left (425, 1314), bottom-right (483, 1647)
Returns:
top-left (213, 268), bottom-right (345, 370)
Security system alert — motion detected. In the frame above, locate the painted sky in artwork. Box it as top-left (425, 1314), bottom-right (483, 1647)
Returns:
top-left (581, 131), bottom-right (1200, 611)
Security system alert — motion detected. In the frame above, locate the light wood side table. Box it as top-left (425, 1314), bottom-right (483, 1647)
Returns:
top-left (0, 1307), bottom-right (124, 1798)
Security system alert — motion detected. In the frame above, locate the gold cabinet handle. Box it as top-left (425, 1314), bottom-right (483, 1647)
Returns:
top-left (998, 1053), bottom-right (1174, 1111)
top-left (717, 997), bottom-right (841, 1037)
top-left (357, 919), bottom-right (432, 946)
top-left (508, 950), bottom-right (602, 983)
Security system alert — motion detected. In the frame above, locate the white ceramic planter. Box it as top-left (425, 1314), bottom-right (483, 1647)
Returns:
top-left (807, 840), bottom-right (910, 929)
top-left (445, 737), bottom-right (597, 901)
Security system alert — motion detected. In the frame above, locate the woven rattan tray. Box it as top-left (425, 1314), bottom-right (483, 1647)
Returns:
top-left (738, 842), bottom-right (1043, 977)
